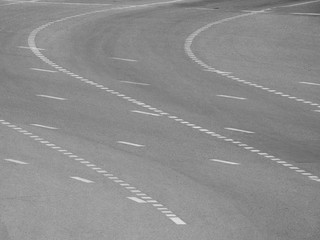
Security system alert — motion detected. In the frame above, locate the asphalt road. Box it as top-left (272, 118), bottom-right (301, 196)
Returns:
top-left (0, 0), bottom-right (320, 239)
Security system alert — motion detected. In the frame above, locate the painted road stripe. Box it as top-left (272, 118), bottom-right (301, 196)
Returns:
top-left (117, 141), bottom-right (145, 147)
top-left (120, 81), bottom-right (149, 86)
top-left (170, 217), bottom-right (186, 225)
top-left (127, 197), bottom-right (146, 203)
top-left (282, 0), bottom-right (320, 7)
top-left (111, 57), bottom-right (137, 62)
top-left (217, 95), bottom-right (246, 100)
top-left (31, 1), bottom-right (111, 5)
top-left (70, 176), bottom-right (94, 183)
top-left (18, 46), bottom-right (45, 51)
top-left (314, 110), bottom-right (320, 112)
top-left (292, 13), bottom-right (320, 16)
top-left (30, 68), bottom-right (57, 73)
top-left (225, 127), bottom-right (254, 134)
top-left (211, 159), bottom-right (240, 165)
top-left (131, 110), bottom-right (160, 116)
top-left (300, 82), bottom-right (320, 86)
top-left (4, 159), bottom-right (29, 164)
top-left (30, 124), bottom-right (58, 130)
top-left (37, 94), bottom-right (66, 100)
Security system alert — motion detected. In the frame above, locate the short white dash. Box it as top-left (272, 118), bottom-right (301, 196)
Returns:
top-left (30, 124), bottom-right (57, 130)
top-left (37, 95), bottom-right (66, 100)
top-left (120, 81), bottom-right (149, 86)
top-left (4, 159), bottom-right (29, 165)
top-left (217, 95), bottom-right (246, 100)
top-left (210, 159), bottom-right (240, 165)
top-left (131, 110), bottom-right (160, 116)
top-left (111, 57), bottom-right (137, 62)
top-left (127, 197), bottom-right (146, 203)
top-left (170, 217), bottom-right (186, 225)
top-left (225, 127), bottom-right (254, 134)
top-left (70, 176), bottom-right (94, 183)
top-left (18, 46), bottom-right (45, 51)
top-left (299, 82), bottom-right (320, 86)
top-left (30, 68), bottom-right (57, 73)
top-left (292, 12), bottom-right (320, 16)
top-left (117, 141), bottom-right (145, 147)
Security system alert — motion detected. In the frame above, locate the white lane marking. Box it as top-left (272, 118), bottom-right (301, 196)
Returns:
top-left (192, 7), bottom-right (218, 10)
top-left (117, 141), bottom-right (145, 147)
top-left (217, 95), bottom-right (246, 100)
top-left (292, 13), bottom-right (320, 16)
top-left (0, 2), bottom-right (21, 7)
top-left (170, 217), bottom-right (187, 225)
top-left (127, 197), bottom-right (146, 203)
top-left (29, 1), bottom-right (111, 5)
top-left (18, 46), bottom-right (45, 51)
top-left (30, 68), bottom-right (56, 73)
top-left (281, 0), bottom-right (320, 7)
top-left (30, 124), bottom-right (58, 130)
top-left (131, 110), bottom-right (161, 116)
top-left (242, 10), bottom-right (268, 13)
top-left (4, 158), bottom-right (29, 164)
top-left (314, 110), bottom-right (320, 112)
top-left (70, 176), bottom-right (94, 183)
top-left (210, 159), bottom-right (240, 165)
top-left (37, 94), bottom-right (66, 100)
top-left (120, 81), bottom-right (149, 86)
top-left (111, 57), bottom-right (137, 62)
top-left (225, 127), bottom-right (254, 134)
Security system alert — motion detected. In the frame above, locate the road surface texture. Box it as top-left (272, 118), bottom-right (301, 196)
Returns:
top-left (0, 0), bottom-right (319, 239)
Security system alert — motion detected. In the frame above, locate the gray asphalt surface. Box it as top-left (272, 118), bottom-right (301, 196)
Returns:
top-left (0, 0), bottom-right (320, 239)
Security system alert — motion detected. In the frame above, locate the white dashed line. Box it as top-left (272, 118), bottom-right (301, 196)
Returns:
top-left (300, 82), bottom-right (320, 86)
top-left (120, 81), bottom-right (150, 86)
top-left (70, 176), bottom-right (94, 183)
top-left (4, 159), bottom-right (29, 165)
top-left (170, 217), bottom-right (187, 225)
top-left (185, 10), bottom-right (320, 112)
top-left (37, 94), bottom-right (66, 100)
top-left (117, 141), bottom-right (145, 147)
top-left (210, 159), bottom-right (240, 165)
top-left (30, 68), bottom-right (57, 73)
top-left (281, 0), bottom-right (320, 7)
top-left (30, 124), bottom-right (58, 130)
top-left (224, 127), bottom-right (254, 134)
top-left (111, 57), bottom-right (137, 62)
top-left (127, 197), bottom-right (146, 203)
top-left (18, 46), bottom-right (45, 51)
top-left (292, 13), bottom-right (320, 16)
top-left (131, 110), bottom-right (161, 116)
top-left (217, 95), bottom-right (246, 100)
top-left (30, 1), bottom-right (111, 5)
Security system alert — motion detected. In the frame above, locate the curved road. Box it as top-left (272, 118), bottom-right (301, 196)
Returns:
top-left (0, 0), bottom-right (320, 239)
